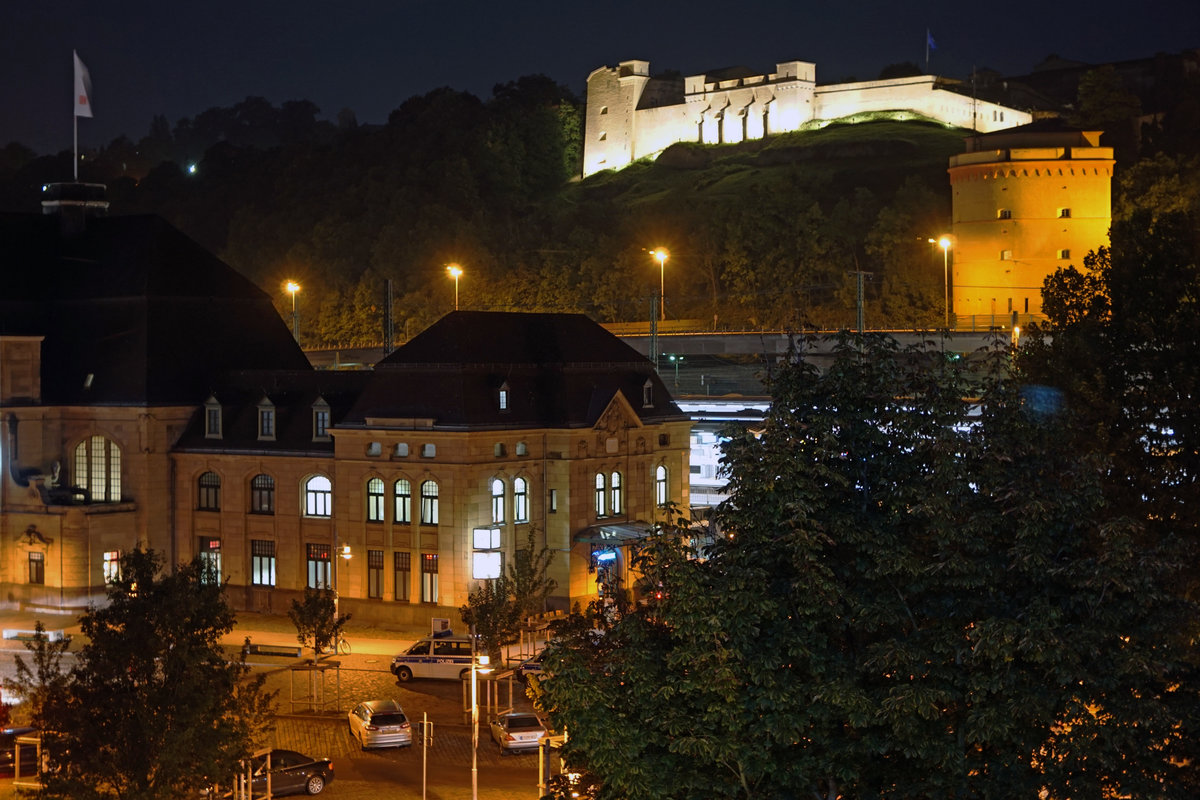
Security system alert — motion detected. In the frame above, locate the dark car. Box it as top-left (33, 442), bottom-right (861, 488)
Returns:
top-left (248, 749), bottom-right (334, 796)
top-left (515, 652), bottom-right (546, 684)
top-left (0, 727), bottom-right (38, 777)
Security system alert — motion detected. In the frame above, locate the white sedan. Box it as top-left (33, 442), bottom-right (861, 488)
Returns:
top-left (488, 712), bottom-right (547, 754)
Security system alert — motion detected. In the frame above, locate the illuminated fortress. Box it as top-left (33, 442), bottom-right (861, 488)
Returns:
top-left (583, 59), bottom-right (1034, 177)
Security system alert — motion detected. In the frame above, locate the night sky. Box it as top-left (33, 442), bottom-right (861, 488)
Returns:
top-left (5, 0), bottom-right (1198, 156)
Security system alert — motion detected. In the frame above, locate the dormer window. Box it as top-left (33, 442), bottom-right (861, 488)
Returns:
top-left (257, 397), bottom-right (276, 441)
top-left (642, 379), bottom-right (654, 408)
top-left (204, 395), bottom-right (222, 439)
top-left (312, 397), bottom-right (331, 442)
top-left (498, 381), bottom-right (510, 412)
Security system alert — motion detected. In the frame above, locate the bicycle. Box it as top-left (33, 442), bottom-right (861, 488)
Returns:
top-left (336, 634), bottom-right (351, 656)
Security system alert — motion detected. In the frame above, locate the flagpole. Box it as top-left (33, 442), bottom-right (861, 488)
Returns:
top-left (73, 114), bottom-right (78, 182)
top-left (925, 29), bottom-right (930, 72)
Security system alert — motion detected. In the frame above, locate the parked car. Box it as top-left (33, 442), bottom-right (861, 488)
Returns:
top-left (0, 727), bottom-right (37, 776)
top-left (245, 749), bottom-right (333, 797)
top-left (348, 699), bottom-right (413, 749)
top-left (515, 652), bottom-right (546, 684)
top-left (488, 711), bottom-right (548, 754)
top-left (391, 634), bottom-right (475, 681)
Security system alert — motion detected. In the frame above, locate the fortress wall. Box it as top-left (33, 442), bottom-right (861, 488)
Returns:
top-left (584, 63), bottom-right (650, 176)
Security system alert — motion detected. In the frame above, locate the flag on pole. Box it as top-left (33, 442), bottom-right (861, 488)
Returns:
top-left (74, 50), bottom-right (93, 118)
top-left (926, 29), bottom-right (937, 51)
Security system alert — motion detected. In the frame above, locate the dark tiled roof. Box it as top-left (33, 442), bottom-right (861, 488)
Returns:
top-left (345, 311), bottom-right (687, 429)
top-left (0, 212), bottom-right (311, 405)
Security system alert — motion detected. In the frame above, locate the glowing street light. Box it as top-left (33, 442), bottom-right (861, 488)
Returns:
top-left (650, 248), bottom-right (669, 321)
top-left (668, 353), bottom-right (684, 390)
top-left (929, 237), bottom-right (952, 328)
top-left (447, 263), bottom-right (463, 311)
top-left (285, 281), bottom-right (301, 341)
top-left (470, 635), bottom-right (492, 800)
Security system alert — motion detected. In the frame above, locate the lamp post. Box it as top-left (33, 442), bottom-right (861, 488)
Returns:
top-left (446, 264), bottom-right (463, 311)
top-left (668, 353), bottom-right (684, 390)
top-left (651, 248), bottom-right (669, 321)
top-left (285, 281), bottom-right (300, 341)
top-left (332, 542), bottom-right (351, 633)
top-left (929, 237), bottom-right (952, 328)
top-left (470, 630), bottom-right (492, 800)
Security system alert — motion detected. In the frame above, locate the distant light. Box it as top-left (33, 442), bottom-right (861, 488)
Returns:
top-left (594, 550), bottom-right (617, 563)
top-left (187, 163), bottom-right (198, 175)
top-left (41, 184), bottom-right (48, 192)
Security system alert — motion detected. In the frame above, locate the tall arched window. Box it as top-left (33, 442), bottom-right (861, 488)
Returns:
top-left (420, 480), bottom-right (439, 525)
top-left (513, 477), bottom-right (528, 523)
top-left (250, 474), bottom-right (275, 514)
top-left (491, 478), bottom-right (506, 524)
top-left (305, 475), bottom-right (332, 517)
top-left (655, 465), bottom-right (669, 507)
top-left (394, 479), bottom-right (412, 524)
top-left (197, 471), bottom-right (221, 511)
top-left (366, 477), bottom-right (385, 522)
top-left (73, 435), bottom-right (121, 502)
top-left (610, 471), bottom-right (623, 515)
top-left (595, 473), bottom-right (607, 517)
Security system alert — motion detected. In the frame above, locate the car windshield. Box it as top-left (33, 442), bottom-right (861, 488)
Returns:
top-left (370, 712), bottom-right (407, 726)
top-left (506, 715), bottom-right (541, 730)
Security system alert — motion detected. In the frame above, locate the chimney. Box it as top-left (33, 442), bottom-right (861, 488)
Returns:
top-left (41, 182), bottom-right (109, 236)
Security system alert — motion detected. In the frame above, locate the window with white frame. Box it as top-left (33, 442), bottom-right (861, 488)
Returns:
top-left (513, 477), bottom-right (528, 523)
top-left (595, 473), bottom-right (607, 517)
top-left (420, 553), bottom-right (438, 603)
top-left (394, 552), bottom-right (411, 601)
top-left (394, 479), bottom-right (412, 524)
top-left (197, 471), bottom-right (221, 511)
top-left (655, 465), bottom-right (668, 507)
top-left (199, 537), bottom-right (221, 583)
top-left (516, 441), bottom-right (528, 456)
top-left (103, 550), bottom-right (121, 584)
top-left (251, 540), bottom-right (276, 587)
top-left (312, 398), bottom-right (331, 441)
top-left (307, 543), bottom-right (331, 589)
top-left (1058, 207), bottom-right (1071, 218)
top-left (610, 471), bottom-right (623, 515)
top-left (367, 477), bottom-right (386, 522)
top-left (305, 475), bottom-right (332, 517)
top-left (28, 552), bottom-right (44, 585)
top-left (367, 549), bottom-right (384, 599)
top-left (257, 398), bottom-right (275, 440)
top-left (204, 396), bottom-right (222, 438)
top-left (491, 478), bottom-right (506, 524)
top-left (1000, 249), bottom-right (1013, 260)
top-left (74, 435), bottom-right (121, 502)
top-left (420, 480), bottom-right (439, 525)
top-left (421, 443), bottom-right (436, 458)
top-left (499, 381), bottom-right (510, 411)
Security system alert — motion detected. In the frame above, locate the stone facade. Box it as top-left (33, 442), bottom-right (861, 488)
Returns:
top-left (584, 59), bottom-right (1033, 177)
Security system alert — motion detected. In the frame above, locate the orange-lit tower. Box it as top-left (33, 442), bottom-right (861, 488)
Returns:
top-left (948, 120), bottom-right (1113, 325)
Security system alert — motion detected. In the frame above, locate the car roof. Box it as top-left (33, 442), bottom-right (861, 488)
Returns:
top-left (361, 699), bottom-right (405, 713)
top-left (499, 712), bottom-right (540, 721)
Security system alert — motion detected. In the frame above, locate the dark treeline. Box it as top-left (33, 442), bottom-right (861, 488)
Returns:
top-left (2, 66), bottom-right (1198, 347)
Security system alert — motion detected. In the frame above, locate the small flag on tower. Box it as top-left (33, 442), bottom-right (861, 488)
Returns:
top-left (927, 29), bottom-right (937, 50)
top-left (74, 50), bottom-right (93, 118)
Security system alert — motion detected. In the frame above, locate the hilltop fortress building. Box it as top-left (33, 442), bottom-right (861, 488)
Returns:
top-left (583, 59), bottom-right (1034, 177)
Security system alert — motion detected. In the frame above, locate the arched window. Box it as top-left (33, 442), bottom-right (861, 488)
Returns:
top-left (595, 473), bottom-right (607, 517)
top-left (394, 479), bottom-right (412, 524)
top-left (197, 471), bottom-right (221, 511)
top-left (420, 480), bottom-right (439, 525)
top-left (513, 477), bottom-right (528, 523)
top-left (655, 465), bottom-right (668, 507)
top-left (250, 474), bottom-right (275, 514)
top-left (610, 471), bottom-right (623, 516)
top-left (366, 477), bottom-right (385, 522)
top-left (305, 475), bottom-right (332, 517)
top-left (491, 478), bottom-right (506, 524)
top-left (73, 435), bottom-right (121, 502)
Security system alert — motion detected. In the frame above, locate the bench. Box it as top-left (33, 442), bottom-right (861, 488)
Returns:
top-left (245, 643), bottom-right (302, 658)
top-left (2, 629), bottom-right (70, 643)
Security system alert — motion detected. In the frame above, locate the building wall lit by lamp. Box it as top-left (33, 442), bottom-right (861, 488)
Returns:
top-left (472, 527), bottom-right (502, 580)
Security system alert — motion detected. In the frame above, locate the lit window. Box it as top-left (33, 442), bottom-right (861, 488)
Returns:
top-left (251, 474), bottom-right (275, 514)
top-left (313, 398), bottom-right (331, 441)
top-left (367, 477), bottom-right (385, 522)
top-left (394, 552), bottom-right (411, 601)
top-left (513, 477), bottom-right (528, 523)
top-left (421, 553), bottom-right (439, 603)
top-left (655, 465), bottom-right (669, 507)
top-left (305, 475), bottom-right (332, 517)
top-left (367, 549), bottom-right (384, 599)
top-left (516, 441), bottom-right (528, 456)
top-left (549, 488), bottom-right (558, 514)
top-left (997, 209), bottom-right (1011, 220)
top-left (28, 552), bottom-right (44, 585)
top-left (199, 537), bottom-right (221, 584)
top-left (367, 442), bottom-right (382, 456)
top-left (103, 550), bottom-right (121, 584)
top-left (499, 381), bottom-right (510, 411)
top-left (595, 473), bottom-right (607, 517)
top-left (422, 443), bottom-right (436, 458)
top-left (420, 480), bottom-right (439, 525)
top-left (1058, 207), bottom-right (1071, 218)
top-left (610, 471), bottom-right (623, 515)
top-left (251, 540), bottom-right (276, 587)
top-left (394, 442), bottom-right (409, 457)
top-left (204, 396), bottom-right (222, 438)
top-left (492, 478), bottom-right (506, 524)
top-left (198, 471), bottom-right (221, 511)
top-left (1000, 250), bottom-right (1013, 260)
top-left (307, 543), bottom-right (331, 589)
top-left (394, 479), bottom-right (412, 524)
top-left (74, 435), bottom-right (121, 503)
top-left (257, 398), bottom-right (275, 440)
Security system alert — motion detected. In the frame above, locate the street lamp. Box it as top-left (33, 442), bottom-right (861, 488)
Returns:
top-left (650, 248), bottom-right (669, 321)
top-left (446, 263), bottom-right (463, 311)
top-left (929, 237), bottom-right (952, 328)
top-left (285, 281), bottom-right (300, 341)
top-left (333, 543), bottom-right (352, 626)
top-left (668, 353), bottom-right (684, 390)
top-left (470, 634), bottom-right (492, 800)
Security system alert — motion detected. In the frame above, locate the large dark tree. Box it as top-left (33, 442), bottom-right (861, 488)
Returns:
top-left (539, 334), bottom-right (1199, 799)
top-left (39, 549), bottom-right (275, 800)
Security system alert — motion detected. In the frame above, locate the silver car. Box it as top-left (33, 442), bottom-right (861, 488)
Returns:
top-left (348, 699), bottom-right (412, 749)
top-left (488, 711), bottom-right (547, 754)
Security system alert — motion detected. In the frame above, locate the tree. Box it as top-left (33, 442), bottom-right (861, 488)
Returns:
top-left (288, 587), bottom-right (350, 658)
top-left (540, 334), bottom-right (1199, 799)
top-left (38, 549), bottom-right (275, 800)
top-left (2, 620), bottom-right (71, 728)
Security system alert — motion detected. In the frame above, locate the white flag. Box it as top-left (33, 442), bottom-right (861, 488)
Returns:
top-left (74, 50), bottom-right (93, 118)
